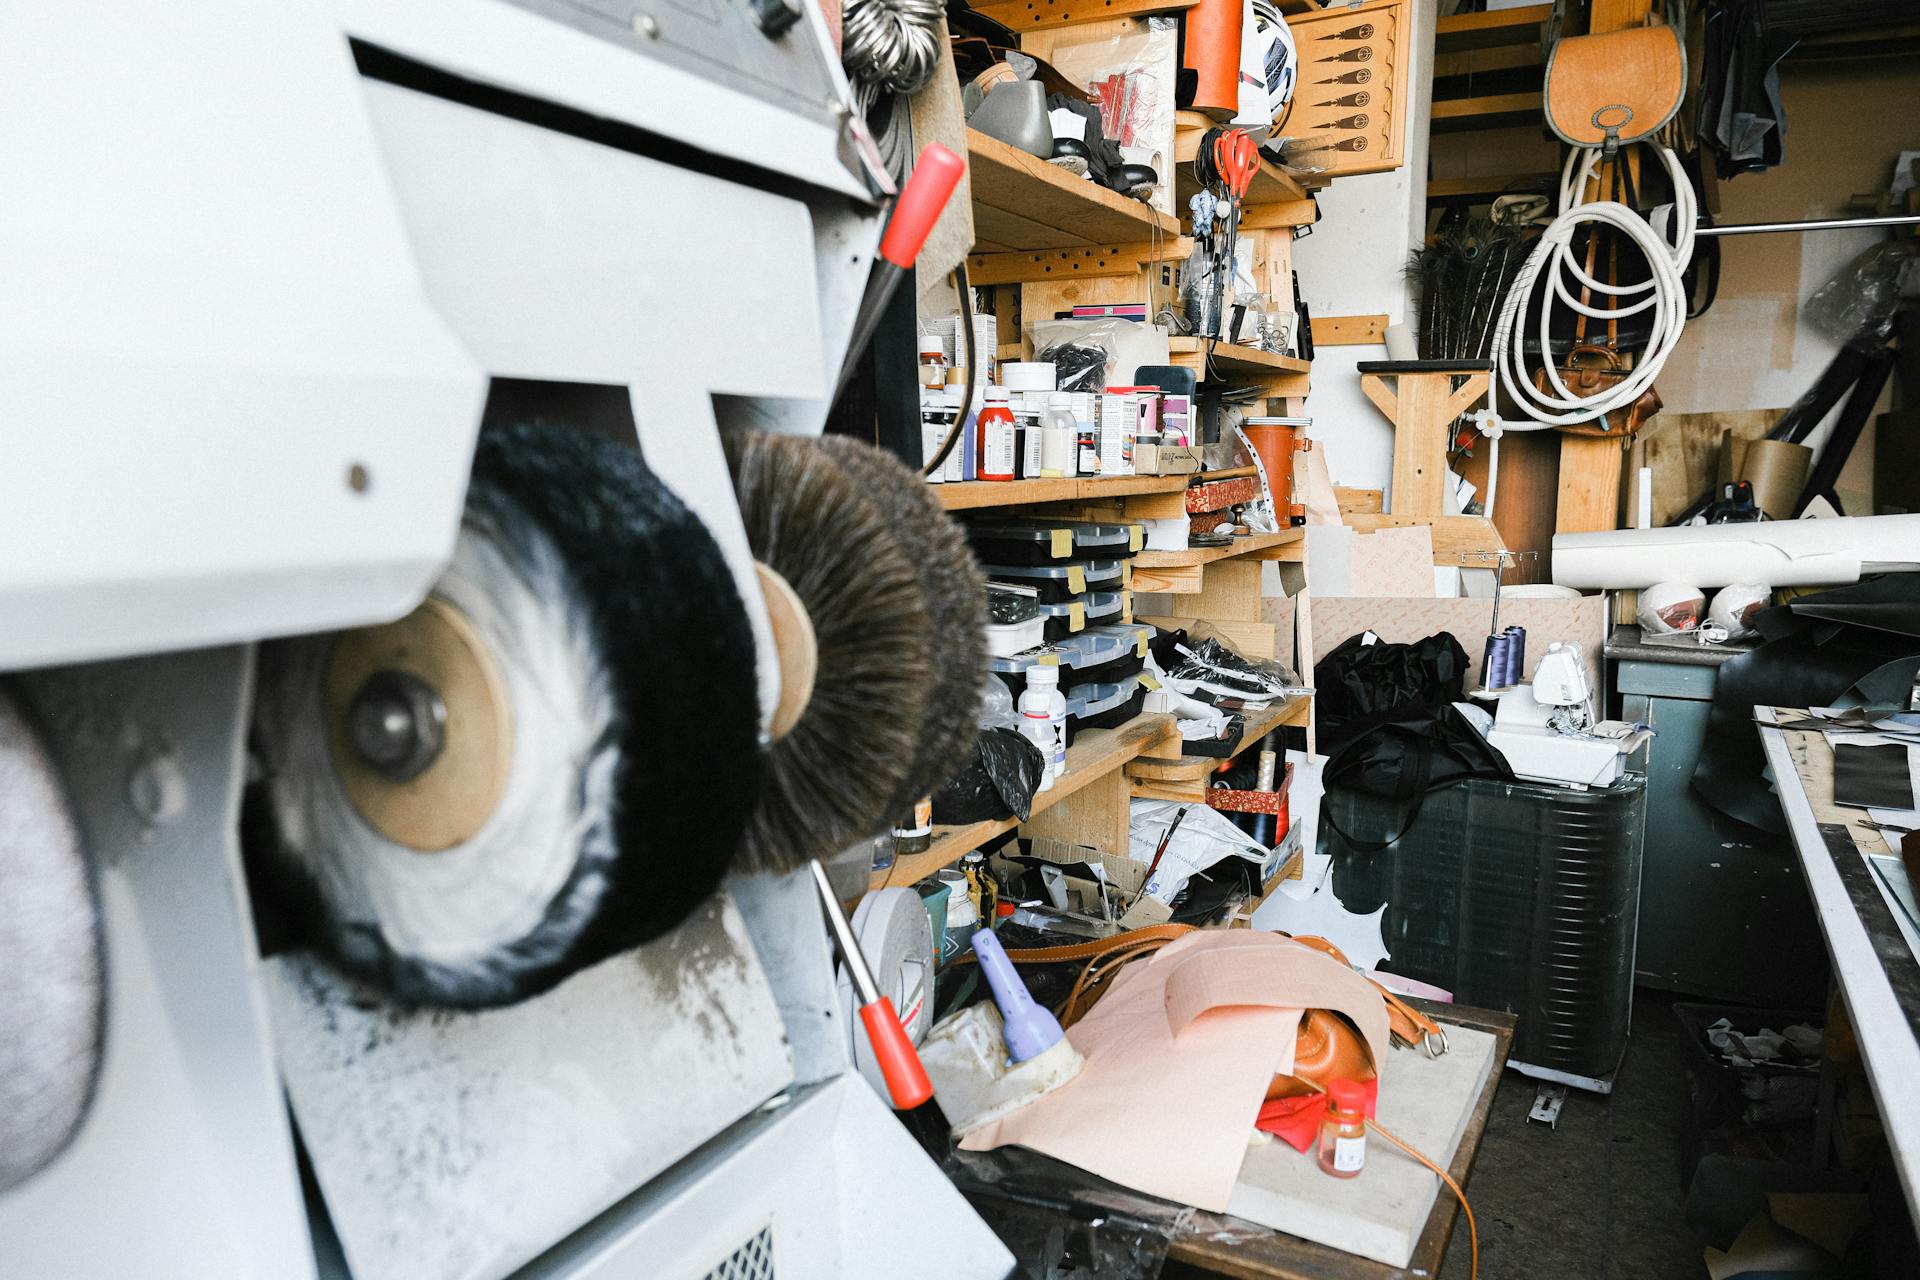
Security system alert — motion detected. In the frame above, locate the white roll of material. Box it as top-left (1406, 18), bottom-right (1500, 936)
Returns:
top-left (1553, 514), bottom-right (1920, 591)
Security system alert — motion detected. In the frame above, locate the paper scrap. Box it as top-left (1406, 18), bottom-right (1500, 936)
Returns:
top-left (961, 932), bottom-right (1390, 1212)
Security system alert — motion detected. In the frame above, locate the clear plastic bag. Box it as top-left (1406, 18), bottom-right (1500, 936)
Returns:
top-left (1165, 636), bottom-right (1306, 708)
top-left (1803, 240), bottom-right (1920, 343)
top-left (1034, 18), bottom-right (1179, 218)
top-left (1028, 316), bottom-right (1172, 390)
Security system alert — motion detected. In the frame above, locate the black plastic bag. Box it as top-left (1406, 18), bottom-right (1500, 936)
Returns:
top-left (1320, 703), bottom-right (1514, 855)
top-left (933, 728), bottom-right (1045, 825)
top-left (1312, 631), bottom-right (1472, 752)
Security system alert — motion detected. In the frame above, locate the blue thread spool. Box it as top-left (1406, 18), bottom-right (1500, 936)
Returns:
top-left (1504, 626), bottom-right (1526, 685)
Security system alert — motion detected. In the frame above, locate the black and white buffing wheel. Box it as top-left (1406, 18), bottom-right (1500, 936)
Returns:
top-left (0, 687), bottom-right (103, 1193)
top-left (252, 424), bottom-right (761, 1007)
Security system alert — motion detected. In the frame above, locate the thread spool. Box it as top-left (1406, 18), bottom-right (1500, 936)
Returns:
top-left (252, 423), bottom-right (762, 1007)
top-left (1504, 626), bottom-right (1527, 684)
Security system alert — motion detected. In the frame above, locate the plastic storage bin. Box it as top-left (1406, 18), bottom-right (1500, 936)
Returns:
top-left (990, 624), bottom-right (1153, 698)
top-left (985, 583), bottom-right (1045, 657)
top-left (969, 520), bottom-right (1143, 566)
top-left (982, 557), bottom-right (1131, 602)
top-left (1063, 677), bottom-right (1147, 747)
top-left (1326, 773), bottom-right (1649, 1088)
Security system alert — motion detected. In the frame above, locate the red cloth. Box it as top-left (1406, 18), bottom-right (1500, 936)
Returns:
top-left (1254, 1078), bottom-right (1379, 1153)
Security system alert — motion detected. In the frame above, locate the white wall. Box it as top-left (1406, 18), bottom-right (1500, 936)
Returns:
top-left (1290, 0), bottom-right (1437, 502)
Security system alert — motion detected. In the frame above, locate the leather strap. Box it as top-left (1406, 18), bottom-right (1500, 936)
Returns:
top-left (955, 922), bottom-right (1197, 966)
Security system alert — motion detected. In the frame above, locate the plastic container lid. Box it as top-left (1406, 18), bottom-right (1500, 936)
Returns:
top-left (1049, 391), bottom-right (1074, 408)
top-left (919, 333), bottom-right (945, 356)
top-left (1327, 1079), bottom-right (1367, 1113)
top-left (984, 385), bottom-right (1010, 402)
top-left (1081, 558), bottom-right (1126, 585)
top-left (984, 562), bottom-right (1091, 594)
top-left (1083, 622), bottom-right (1154, 657)
top-left (1025, 664), bottom-right (1059, 688)
top-left (1001, 362), bottom-right (1058, 392)
top-left (1082, 590), bottom-right (1126, 621)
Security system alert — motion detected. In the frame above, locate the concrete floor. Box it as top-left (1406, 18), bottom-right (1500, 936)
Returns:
top-left (1438, 992), bottom-right (1701, 1279)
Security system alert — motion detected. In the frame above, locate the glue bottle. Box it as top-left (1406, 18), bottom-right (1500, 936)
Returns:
top-left (1017, 665), bottom-right (1067, 787)
top-left (976, 388), bottom-right (1016, 482)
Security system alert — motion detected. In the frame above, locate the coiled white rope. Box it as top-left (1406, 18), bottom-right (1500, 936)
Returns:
top-left (1489, 144), bottom-right (1695, 428)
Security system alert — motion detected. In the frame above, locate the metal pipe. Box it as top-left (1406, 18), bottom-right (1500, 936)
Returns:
top-left (1694, 213), bottom-right (1920, 237)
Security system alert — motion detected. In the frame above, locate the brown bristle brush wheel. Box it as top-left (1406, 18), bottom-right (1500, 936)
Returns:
top-left (815, 436), bottom-right (986, 810)
top-left (724, 432), bottom-right (935, 873)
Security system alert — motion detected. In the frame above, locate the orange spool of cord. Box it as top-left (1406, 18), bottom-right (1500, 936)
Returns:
top-left (1183, 0), bottom-right (1245, 117)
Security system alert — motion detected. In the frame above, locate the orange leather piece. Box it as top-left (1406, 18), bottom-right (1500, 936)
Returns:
top-left (1265, 1009), bottom-right (1376, 1099)
top-left (1544, 25), bottom-right (1685, 149)
top-left (1182, 0), bottom-right (1245, 117)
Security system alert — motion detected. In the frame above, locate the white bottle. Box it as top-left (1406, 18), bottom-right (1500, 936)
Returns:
top-left (1018, 665), bottom-right (1068, 788)
top-left (1042, 392), bottom-right (1079, 478)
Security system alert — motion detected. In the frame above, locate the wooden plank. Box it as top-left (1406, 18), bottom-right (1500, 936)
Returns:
top-left (868, 713), bottom-right (1180, 890)
top-left (967, 129), bottom-right (1180, 253)
top-left (1312, 314), bottom-right (1389, 347)
top-left (1239, 200), bottom-right (1320, 231)
top-left (1434, 4), bottom-right (1550, 51)
top-left (1134, 529), bottom-right (1304, 569)
top-left (1430, 91), bottom-right (1542, 133)
top-left (933, 474), bottom-right (1187, 512)
top-left (1174, 111), bottom-right (1311, 207)
top-left (1456, 428), bottom-right (1558, 584)
top-left (1389, 374), bottom-right (1449, 519)
top-left (1132, 563), bottom-right (1205, 594)
top-left (1170, 1002), bottom-right (1517, 1280)
top-left (1335, 486), bottom-right (1384, 514)
top-left (1344, 512), bottom-right (1506, 565)
top-left (1167, 338), bottom-right (1311, 376)
top-left (1023, 763), bottom-right (1130, 856)
top-left (1426, 172), bottom-right (1558, 206)
top-left (1167, 558), bottom-right (1264, 623)
top-left (972, 0), bottom-right (1197, 33)
top-left (967, 240), bottom-right (1192, 286)
top-left (1556, 433), bottom-right (1629, 533)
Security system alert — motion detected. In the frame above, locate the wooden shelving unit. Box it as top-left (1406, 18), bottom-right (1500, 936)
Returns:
top-left (935, 473), bottom-right (1186, 512)
top-left (871, 712), bottom-right (1181, 891)
top-left (1172, 111), bottom-right (1317, 211)
top-left (968, 129), bottom-right (1181, 253)
top-left (1133, 528), bottom-right (1302, 570)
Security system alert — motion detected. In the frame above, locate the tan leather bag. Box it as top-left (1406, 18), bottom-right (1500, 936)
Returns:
top-left (1543, 23), bottom-right (1686, 153)
top-left (1532, 342), bottom-right (1664, 437)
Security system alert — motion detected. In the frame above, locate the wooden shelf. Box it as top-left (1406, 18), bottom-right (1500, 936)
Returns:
top-left (872, 712), bottom-right (1180, 890)
top-left (1167, 338), bottom-right (1310, 376)
top-left (1431, 91), bottom-right (1542, 134)
top-left (1426, 172), bottom-right (1557, 206)
top-left (968, 128), bottom-right (1181, 254)
top-left (933, 473), bottom-right (1187, 511)
top-left (1172, 112), bottom-right (1316, 211)
top-left (1133, 528), bottom-right (1303, 569)
top-left (1434, 4), bottom-right (1550, 52)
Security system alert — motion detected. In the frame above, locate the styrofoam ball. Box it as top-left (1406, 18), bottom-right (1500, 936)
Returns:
top-left (1707, 582), bottom-right (1771, 641)
top-left (1638, 581), bottom-right (1705, 634)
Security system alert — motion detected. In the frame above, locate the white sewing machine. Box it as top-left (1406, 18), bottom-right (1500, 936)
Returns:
top-left (1488, 645), bottom-right (1650, 788)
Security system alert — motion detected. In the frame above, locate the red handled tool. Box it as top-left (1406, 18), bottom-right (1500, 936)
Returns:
top-left (809, 859), bottom-right (933, 1109)
top-left (830, 143), bottom-right (967, 405)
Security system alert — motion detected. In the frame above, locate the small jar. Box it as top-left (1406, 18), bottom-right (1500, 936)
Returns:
top-left (918, 334), bottom-right (947, 389)
top-left (1316, 1079), bottom-right (1368, 1179)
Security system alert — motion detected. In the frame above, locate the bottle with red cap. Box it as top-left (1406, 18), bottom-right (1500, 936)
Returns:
top-left (1317, 1079), bottom-right (1368, 1178)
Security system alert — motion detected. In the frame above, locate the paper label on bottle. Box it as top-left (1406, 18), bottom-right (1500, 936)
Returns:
top-left (982, 418), bottom-right (1016, 480)
top-left (1333, 1135), bottom-right (1365, 1173)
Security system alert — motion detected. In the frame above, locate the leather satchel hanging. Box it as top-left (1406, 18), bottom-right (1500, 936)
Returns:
top-left (1543, 21), bottom-right (1686, 154)
top-left (1538, 343), bottom-right (1663, 438)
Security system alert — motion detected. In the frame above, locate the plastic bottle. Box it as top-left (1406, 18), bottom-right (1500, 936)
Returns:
top-left (1041, 392), bottom-right (1079, 478)
top-left (1316, 1079), bottom-right (1368, 1179)
top-left (917, 333), bottom-right (947, 389)
top-left (1017, 665), bottom-right (1067, 787)
top-left (976, 387), bottom-right (1016, 483)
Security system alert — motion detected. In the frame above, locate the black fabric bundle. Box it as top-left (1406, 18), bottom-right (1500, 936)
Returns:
top-left (1312, 632), bottom-right (1472, 754)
